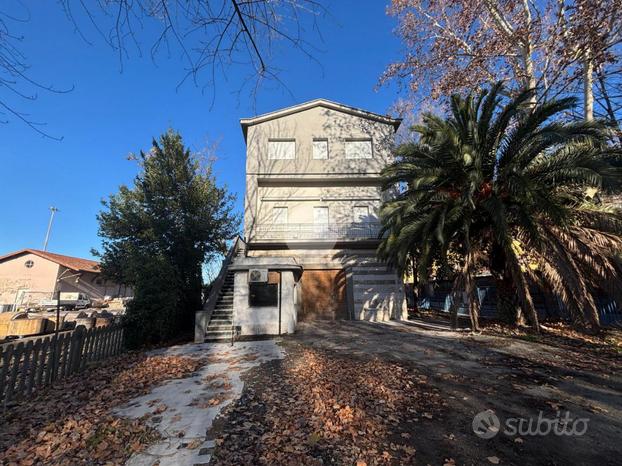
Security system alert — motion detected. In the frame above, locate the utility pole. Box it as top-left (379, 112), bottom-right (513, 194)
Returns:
top-left (43, 206), bottom-right (59, 251)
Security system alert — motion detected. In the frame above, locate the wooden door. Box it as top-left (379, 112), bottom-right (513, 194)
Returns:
top-left (299, 269), bottom-right (347, 321)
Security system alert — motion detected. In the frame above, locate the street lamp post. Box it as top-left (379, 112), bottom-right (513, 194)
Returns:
top-left (43, 207), bottom-right (59, 252)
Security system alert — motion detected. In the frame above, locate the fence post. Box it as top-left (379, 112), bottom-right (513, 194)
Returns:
top-left (17, 340), bottom-right (34, 399)
top-left (36, 337), bottom-right (49, 388)
top-left (27, 339), bottom-right (42, 396)
top-left (0, 344), bottom-right (13, 406)
top-left (46, 334), bottom-right (58, 384)
top-left (5, 342), bottom-right (24, 406)
top-left (70, 326), bottom-right (86, 375)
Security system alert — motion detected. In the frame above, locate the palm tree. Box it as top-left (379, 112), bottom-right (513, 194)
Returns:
top-left (378, 83), bottom-right (622, 332)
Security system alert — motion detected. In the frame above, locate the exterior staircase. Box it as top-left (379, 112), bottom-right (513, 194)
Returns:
top-left (195, 236), bottom-right (246, 343)
top-left (204, 272), bottom-right (235, 341)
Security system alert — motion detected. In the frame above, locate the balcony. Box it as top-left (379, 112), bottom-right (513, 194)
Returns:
top-left (252, 222), bottom-right (382, 241)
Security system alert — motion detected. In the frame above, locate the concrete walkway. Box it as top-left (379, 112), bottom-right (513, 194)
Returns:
top-left (115, 340), bottom-right (284, 466)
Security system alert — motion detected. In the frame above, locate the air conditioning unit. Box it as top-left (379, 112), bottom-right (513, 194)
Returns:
top-left (248, 268), bottom-right (268, 283)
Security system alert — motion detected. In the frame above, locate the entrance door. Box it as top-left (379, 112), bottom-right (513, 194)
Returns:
top-left (299, 269), bottom-right (347, 321)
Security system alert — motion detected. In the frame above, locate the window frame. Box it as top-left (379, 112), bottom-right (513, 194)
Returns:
top-left (344, 138), bottom-right (373, 159)
top-left (312, 138), bottom-right (329, 160)
top-left (273, 206), bottom-right (288, 224)
top-left (313, 206), bottom-right (329, 224)
top-left (353, 205), bottom-right (370, 223)
top-left (268, 138), bottom-right (296, 160)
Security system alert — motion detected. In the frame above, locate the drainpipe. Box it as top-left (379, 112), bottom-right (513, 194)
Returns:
top-left (278, 271), bottom-right (282, 335)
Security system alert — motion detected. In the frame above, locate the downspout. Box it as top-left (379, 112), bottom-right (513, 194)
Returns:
top-left (278, 271), bottom-right (282, 335)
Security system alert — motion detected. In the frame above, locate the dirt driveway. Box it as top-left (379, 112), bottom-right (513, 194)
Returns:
top-left (210, 321), bottom-right (622, 466)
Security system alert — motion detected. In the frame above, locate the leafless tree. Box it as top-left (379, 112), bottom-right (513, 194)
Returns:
top-left (383, 0), bottom-right (622, 135)
top-left (1, 0), bottom-right (327, 138)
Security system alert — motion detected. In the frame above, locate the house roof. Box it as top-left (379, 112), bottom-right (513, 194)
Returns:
top-left (0, 249), bottom-right (100, 273)
top-left (239, 98), bottom-right (402, 138)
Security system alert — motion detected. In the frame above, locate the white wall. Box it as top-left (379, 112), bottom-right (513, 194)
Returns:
top-left (233, 270), bottom-right (296, 335)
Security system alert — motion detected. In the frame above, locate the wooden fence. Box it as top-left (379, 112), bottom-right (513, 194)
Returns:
top-left (0, 325), bottom-right (125, 408)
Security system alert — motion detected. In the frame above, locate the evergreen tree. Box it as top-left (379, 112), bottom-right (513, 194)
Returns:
top-left (96, 130), bottom-right (238, 347)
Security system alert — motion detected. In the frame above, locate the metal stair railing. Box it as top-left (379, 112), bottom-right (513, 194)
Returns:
top-left (194, 236), bottom-right (245, 342)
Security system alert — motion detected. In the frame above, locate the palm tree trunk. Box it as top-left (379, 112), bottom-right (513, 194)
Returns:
top-left (490, 241), bottom-right (524, 326)
top-left (463, 232), bottom-right (480, 332)
top-left (508, 258), bottom-right (540, 333)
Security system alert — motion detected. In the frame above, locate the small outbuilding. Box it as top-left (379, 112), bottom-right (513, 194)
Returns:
top-left (0, 249), bottom-right (132, 310)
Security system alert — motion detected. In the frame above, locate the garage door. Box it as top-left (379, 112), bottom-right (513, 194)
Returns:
top-left (299, 269), bottom-right (347, 321)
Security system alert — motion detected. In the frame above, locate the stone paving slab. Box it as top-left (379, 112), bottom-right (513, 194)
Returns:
top-left (115, 340), bottom-right (284, 466)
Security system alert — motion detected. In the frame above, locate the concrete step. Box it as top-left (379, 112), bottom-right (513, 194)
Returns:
top-left (207, 324), bottom-right (234, 331)
top-left (209, 319), bottom-right (232, 325)
top-left (211, 312), bottom-right (233, 319)
top-left (205, 330), bottom-right (234, 340)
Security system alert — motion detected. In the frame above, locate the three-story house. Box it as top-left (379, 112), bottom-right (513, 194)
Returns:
top-left (196, 99), bottom-right (407, 341)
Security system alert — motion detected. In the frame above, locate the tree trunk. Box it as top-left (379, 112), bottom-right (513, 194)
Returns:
top-left (464, 260), bottom-right (481, 332)
top-left (584, 49), bottom-right (594, 121)
top-left (520, 0), bottom-right (537, 106)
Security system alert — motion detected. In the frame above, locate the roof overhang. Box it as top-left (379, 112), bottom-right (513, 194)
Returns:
top-left (0, 249), bottom-right (100, 273)
top-left (240, 98), bottom-right (402, 140)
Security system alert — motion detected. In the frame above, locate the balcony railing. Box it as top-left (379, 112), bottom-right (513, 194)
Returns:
top-left (253, 222), bottom-right (382, 241)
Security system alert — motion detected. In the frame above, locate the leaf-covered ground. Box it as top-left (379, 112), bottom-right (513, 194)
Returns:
top-left (0, 352), bottom-right (204, 465)
top-left (209, 321), bottom-right (622, 466)
top-left (210, 344), bottom-right (440, 465)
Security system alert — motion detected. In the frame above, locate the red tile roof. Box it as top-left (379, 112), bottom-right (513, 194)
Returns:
top-left (0, 249), bottom-right (100, 273)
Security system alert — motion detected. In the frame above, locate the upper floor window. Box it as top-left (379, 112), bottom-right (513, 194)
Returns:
top-left (273, 207), bottom-right (288, 224)
top-left (268, 139), bottom-right (295, 160)
top-left (312, 139), bottom-right (328, 160)
top-left (345, 138), bottom-right (372, 159)
top-left (353, 206), bottom-right (370, 223)
top-left (313, 206), bottom-right (329, 224)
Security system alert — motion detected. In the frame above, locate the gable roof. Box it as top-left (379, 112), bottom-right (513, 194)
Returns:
top-left (239, 98), bottom-right (402, 138)
top-left (0, 249), bottom-right (100, 273)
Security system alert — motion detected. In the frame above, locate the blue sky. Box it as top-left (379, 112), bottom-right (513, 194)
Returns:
top-left (0, 1), bottom-right (403, 260)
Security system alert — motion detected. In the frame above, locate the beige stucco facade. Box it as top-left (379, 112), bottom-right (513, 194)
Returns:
top-left (197, 99), bottom-right (407, 342)
top-left (243, 103), bottom-right (396, 241)
top-left (240, 99), bottom-right (407, 324)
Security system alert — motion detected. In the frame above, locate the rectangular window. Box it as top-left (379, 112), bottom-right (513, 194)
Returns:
top-left (345, 139), bottom-right (372, 159)
top-left (353, 206), bottom-right (370, 223)
top-left (312, 139), bottom-right (328, 160)
top-left (268, 139), bottom-right (295, 159)
top-left (249, 283), bottom-right (278, 307)
top-left (313, 206), bottom-right (329, 224)
top-left (273, 207), bottom-right (288, 224)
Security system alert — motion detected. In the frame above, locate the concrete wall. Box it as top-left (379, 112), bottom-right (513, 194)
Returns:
top-left (0, 253), bottom-right (60, 305)
top-left (233, 270), bottom-right (296, 336)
